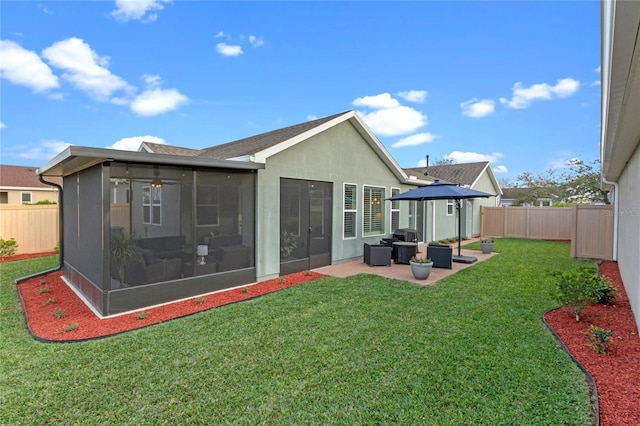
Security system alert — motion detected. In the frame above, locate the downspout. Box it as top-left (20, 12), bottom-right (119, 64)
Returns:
top-left (601, 177), bottom-right (619, 261)
top-left (38, 174), bottom-right (63, 270)
top-left (14, 175), bottom-right (63, 284)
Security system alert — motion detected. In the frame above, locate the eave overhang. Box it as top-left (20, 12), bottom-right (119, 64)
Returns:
top-left (37, 146), bottom-right (264, 177)
top-left (601, 0), bottom-right (640, 183)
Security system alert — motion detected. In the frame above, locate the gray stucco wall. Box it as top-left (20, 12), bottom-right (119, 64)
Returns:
top-left (255, 121), bottom-right (413, 281)
top-left (616, 144), bottom-right (640, 332)
top-left (471, 171), bottom-right (499, 236)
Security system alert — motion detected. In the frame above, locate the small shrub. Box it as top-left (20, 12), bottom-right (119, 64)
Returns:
top-left (196, 297), bottom-right (205, 305)
top-left (551, 266), bottom-right (602, 321)
top-left (136, 312), bottom-right (147, 320)
top-left (63, 323), bottom-right (78, 332)
top-left (40, 279), bottom-right (46, 285)
top-left (46, 298), bottom-right (55, 304)
top-left (242, 286), bottom-right (249, 293)
top-left (0, 237), bottom-right (18, 258)
top-left (40, 288), bottom-right (50, 294)
top-left (588, 276), bottom-right (618, 305)
top-left (584, 325), bottom-right (613, 354)
top-left (304, 270), bottom-right (312, 276)
top-left (54, 242), bottom-right (60, 254)
top-left (54, 308), bottom-right (65, 319)
top-left (278, 277), bottom-right (286, 284)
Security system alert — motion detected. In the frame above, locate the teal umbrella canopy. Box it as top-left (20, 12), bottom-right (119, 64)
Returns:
top-left (387, 180), bottom-right (492, 201)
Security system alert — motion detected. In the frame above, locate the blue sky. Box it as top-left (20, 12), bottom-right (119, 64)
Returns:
top-left (1, 1), bottom-right (601, 182)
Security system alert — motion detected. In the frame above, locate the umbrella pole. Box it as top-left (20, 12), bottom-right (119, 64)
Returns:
top-left (457, 200), bottom-right (462, 256)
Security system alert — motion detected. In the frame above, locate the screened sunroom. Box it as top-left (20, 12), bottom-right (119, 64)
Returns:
top-left (38, 147), bottom-right (262, 316)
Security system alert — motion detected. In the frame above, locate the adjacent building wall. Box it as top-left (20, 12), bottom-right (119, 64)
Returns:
top-left (616, 144), bottom-right (640, 332)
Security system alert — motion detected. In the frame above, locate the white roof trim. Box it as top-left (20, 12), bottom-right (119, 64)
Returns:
top-left (470, 162), bottom-right (503, 196)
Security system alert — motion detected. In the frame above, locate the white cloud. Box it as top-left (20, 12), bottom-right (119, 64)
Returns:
top-left (0, 40), bottom-right (60, 93)
top-left (590, 80), bottom-right (601, 87)
top-left (444, 151), bottom-right (504, 164)
top-left (215, 31), bottom-right (226, 38)
top-left (306, 115), bottom-right (318, 121)
top-left (493, 165), bottom-right (508, 174)
top-left (111, 0), bottom-right (172, 23)
top-left (216, 43), bottom-right (243, 57)
top-left (353, 93), bottom-right (400, 109)
top-left (42, 37), bottom-right (130, 102)
top-left (248, 35), bottom-right (264, 48)
top-left (594, 66), bottom-right (601, 73)
top-left (396, 90), bottom-right (428, 103)
top-left (354, 93), bottom-right (427, 137)
top-left (357, 106), bottom-right (427, 137)
top-left (460, 98), bottom-right (496, 118)
top-left (500, 78), bottom-right (580, 109)
top-left (108, 135), bottom-right (166, 151)
top-left (130, 88), bottom-right (188, 116)
top-left (0, 122), bottom-right (5, 129)
top-left (391, 132), bottom-right (437, 148)
top-left (18, 139), bottom-right (71, 161)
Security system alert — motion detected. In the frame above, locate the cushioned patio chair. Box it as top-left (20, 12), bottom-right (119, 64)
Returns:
top-left (363, 243), bottom-right (393, 267)
top-left (427, 244), bottom-right (453, 269)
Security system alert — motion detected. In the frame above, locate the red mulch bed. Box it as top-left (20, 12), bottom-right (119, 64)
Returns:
top-left (1, 251), bottom-right (58, 262)
top-left (17, 269), bottom-right (325, 342)
top-left (545, 261), bottom-right (640, 426)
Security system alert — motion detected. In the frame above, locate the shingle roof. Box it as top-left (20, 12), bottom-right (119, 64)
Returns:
top-left (0, 165), bottom-right (62, 188)
top-left (501, 187), bottom-right (531, 199)
top-left (404, 161), bottom-right (489, 186)
top-left (198, 111), bottom-right (350, 159)
top-left (142, 142), bottom-right (203, 157)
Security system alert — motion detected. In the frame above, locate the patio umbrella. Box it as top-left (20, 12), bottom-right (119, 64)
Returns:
top-left (387, 180), bottom-right (492, 263)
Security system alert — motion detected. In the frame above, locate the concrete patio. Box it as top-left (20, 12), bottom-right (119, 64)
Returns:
top-left (315, 240), bottom-right (497, 286)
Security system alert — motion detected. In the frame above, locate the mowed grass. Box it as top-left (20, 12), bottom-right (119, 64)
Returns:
top-left (1, 240), bottom-right (594, 425)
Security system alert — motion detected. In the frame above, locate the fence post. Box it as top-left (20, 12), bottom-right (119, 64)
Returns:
top-left (570, 204), bottom-right (578, 257)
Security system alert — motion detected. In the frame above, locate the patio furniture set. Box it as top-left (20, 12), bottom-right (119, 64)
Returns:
top-left (363, 228), bottom-right (455, 270)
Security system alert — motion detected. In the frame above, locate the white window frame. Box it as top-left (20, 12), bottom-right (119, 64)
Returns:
top-left (446, 199), bottom-right (454, 216)
top-left (362, 185), bottom-right (385, 237)
top-left (21, 191), bottom-right (32, 204)
top-left (196, 185), bottom-right (220, 227)
top-left (142, 186), bottom-right (162, 225)
top-left (390, 187), bottom-right (400, 232)
top-left (343, 183), bottom-right (357, 239)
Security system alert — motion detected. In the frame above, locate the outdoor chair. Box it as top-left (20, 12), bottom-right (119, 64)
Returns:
top-left (427, 244), bottom-right (453, 269)
top-left (363, 243), bottom-right (393, 267)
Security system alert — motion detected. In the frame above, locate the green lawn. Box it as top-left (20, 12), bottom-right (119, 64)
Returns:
top-left (1, 239), bottom-right (594, 425)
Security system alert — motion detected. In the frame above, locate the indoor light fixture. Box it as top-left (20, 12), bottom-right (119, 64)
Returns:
top-left (151, 167), bottom-right (163, 188)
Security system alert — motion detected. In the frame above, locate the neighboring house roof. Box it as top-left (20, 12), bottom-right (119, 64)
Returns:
top-left (141, 110), bottom-right (410, 184)
top-left (0, 165), bottom-right (61, 189)
top-left (500, 187), bottom-right (559, 205)
top-left (500, 187), bottom-right (532, 200)
top-left (404, 161), bottom-right (502, 194)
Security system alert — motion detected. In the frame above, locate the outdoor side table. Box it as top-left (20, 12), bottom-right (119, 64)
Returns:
top-left (393, 242), bottom-right (418, 264)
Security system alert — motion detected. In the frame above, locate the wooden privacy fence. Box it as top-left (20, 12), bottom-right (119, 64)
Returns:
top-left (0, 205), bottom-right (59, 255)
top-left (481, 205), bottom-right (614, 260)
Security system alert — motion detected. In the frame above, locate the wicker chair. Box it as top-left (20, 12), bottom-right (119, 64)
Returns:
top-left (363, 243), bottom-right (393, 267)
